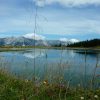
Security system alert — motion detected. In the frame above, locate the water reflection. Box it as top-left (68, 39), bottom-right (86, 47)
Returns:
top-left (23, 50), bottom-right (45, 59)
top-left (0, 48), bottom-right (100, 87)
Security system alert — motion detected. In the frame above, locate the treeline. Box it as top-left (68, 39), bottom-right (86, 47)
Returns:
top-left (67, 39), bottom-right (100, 47)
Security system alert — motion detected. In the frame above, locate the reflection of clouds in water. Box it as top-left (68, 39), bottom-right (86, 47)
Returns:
top-left (62, 50), bottom-right (75, 57)
top-left (70, 50), bottom-right (75, 57)
top-left (23, 50), bottom-right (45, 59)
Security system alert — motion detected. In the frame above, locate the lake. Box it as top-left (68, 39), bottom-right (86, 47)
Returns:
top-left (0, 48), bottom-right (100, 87)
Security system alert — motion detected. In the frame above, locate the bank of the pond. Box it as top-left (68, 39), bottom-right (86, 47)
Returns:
top-left (0, 46), bottom-right (100, 52)
top-left (0, 70), bottom-right (100, 100)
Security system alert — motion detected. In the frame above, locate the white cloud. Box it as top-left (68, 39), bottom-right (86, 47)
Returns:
top-left (60, 38), bottom-right (68, 42)
top-left (34, 0), bottom-right (100, 7)
top-left (23, 33), bottom-right (46, 40)
top-left (60, 38), bottom-right (79, 43)
top-left (70, 39), bottom-right (79, 43)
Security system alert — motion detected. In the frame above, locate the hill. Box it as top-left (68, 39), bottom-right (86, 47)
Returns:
top-left (67, 39), bottom-right (100, 48)
top-left (0, 37), bottom-right (79, 47)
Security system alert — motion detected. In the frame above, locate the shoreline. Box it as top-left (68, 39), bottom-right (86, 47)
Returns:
top-left (0, 46), bottom-right (100, 52)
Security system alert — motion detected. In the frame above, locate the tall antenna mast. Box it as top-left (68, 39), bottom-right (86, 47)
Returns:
top-left (33, 2), bottom-right (38, 82)
top-left (33, 0), bottom-right (45, 82)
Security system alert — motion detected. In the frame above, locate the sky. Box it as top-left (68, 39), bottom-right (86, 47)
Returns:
top-left (0, 0), bottom-right (100, 40)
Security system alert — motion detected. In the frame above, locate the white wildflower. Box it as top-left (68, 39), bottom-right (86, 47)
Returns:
top-left (80, 97), bottom-right (84, 100)
top-left (94, 95), bottom-right (98, 99)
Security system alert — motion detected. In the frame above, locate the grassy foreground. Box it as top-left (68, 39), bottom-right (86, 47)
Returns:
top-left (0, 70), bottom-right (100, 100)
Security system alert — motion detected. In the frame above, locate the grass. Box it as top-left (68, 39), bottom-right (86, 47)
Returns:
top-left (0, 46), bottom-right (100, 53)
top-left (0, 70), bottom-right (100, 100)
top-left (0, 46), bottom-right (65, 53)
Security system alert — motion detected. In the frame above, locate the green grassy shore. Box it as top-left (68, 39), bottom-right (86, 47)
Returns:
top-left (0, 70), bottom-right (100, 100)
top-left (0, 46), bottom-right (100, 52)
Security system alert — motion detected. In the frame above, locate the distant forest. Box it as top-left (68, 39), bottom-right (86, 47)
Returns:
top-left (67, 39), bottom-right (100, 47)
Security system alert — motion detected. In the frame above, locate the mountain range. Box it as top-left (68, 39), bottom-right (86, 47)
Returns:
top-left (0, 34), bottom-right (79, 47)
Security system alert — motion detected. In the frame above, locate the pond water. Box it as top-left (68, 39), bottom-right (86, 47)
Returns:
top-left (0, 48), bottom-right (100, 87)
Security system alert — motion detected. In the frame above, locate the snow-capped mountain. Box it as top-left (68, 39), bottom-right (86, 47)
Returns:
top-left (0, 33), bottom-right (79, 47)
top-left (23, 33), bottom-right (45, 40)
top-left (0, 37), bottom-right (48, 46)
top-left (59, 38), bottom-right (79, 46)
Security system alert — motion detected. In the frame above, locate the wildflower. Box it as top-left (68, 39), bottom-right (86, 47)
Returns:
top-left (43, 80), bottom-right (48, 85)
top-left (25, 79), bottom-right (28, 83)
top-left (94, 95), bottom-right (98, 99)
top-left (80, 97), bottom-right (84, 100)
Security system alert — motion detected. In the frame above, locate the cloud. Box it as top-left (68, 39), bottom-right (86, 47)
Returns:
top-left (23, 33), bottom-right (46, 40)
top-left (70, 39), bottom-right (79, 43)
top-left (60, 38), bottom-right (79, 43)
top-left (34, 0), bottom-right (100, 7)
top-left (59, 38), bottom-right (68, 42)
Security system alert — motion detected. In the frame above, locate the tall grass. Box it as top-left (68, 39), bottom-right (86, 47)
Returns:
top-left (91, 54), bottom-right (99, 89)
